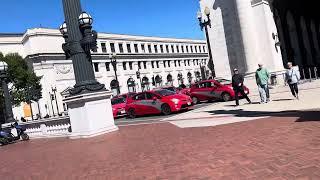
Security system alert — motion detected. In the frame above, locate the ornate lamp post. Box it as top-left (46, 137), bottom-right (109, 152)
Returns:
top-left (187, 72), bottom-right (193, 86)
top-left (60, 0), bottom-right (105, 95)
top-left (0, 61), bottom-right (15, 123)
top-left (51, 86), bottom-right (60, 115)
top-left (60, 0), bottom-right (118, 138)
top-left (198, 7), bottom-right (216, 78)
top-left (49, 92), bottom-right (56, 117)
top-left (109, 53), bottom-right (120, 94)
top-left (136, 70), bottom-right (142, 91)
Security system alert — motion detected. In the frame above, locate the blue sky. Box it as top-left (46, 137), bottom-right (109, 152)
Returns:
top-left (1, 0), bottom-right (204, 39)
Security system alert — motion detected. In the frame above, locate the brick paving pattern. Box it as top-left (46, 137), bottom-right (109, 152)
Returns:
top-left (1, 111), bottom-right (320, 180)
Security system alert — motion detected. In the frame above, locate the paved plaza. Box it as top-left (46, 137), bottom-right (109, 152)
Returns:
top-left (1, 81), bottom-right (320, 180)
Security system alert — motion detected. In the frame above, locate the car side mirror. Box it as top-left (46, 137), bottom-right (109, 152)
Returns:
top-left (152, 97), bottom-right (158, 101)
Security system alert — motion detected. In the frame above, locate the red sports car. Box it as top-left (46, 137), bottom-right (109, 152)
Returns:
top-left (111, 96), bottom-right (127, 118)
top-left (190, 79), bottom-right (249, 104)
top-left (125, 89), bottom-right (193, 118)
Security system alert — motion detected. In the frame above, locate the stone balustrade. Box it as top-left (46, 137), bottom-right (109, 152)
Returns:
top-left (1, 116), bottom-right (71, 139)
top-left (25, 123), bottom-right (71, 138)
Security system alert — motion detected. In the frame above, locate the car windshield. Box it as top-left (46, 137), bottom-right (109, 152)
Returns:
top-left (111, 98), bottom-right (125, 105)
top-left (216, 79), bottom-right (232, 85)
top-left (163, 87), bottom-right (175, 92)
top-left (154, 89), bottom-right (176, 96)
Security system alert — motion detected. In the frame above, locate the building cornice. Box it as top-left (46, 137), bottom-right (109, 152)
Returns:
top-left (5, 28), bottom-right (206, 44)
top-left (25, 53), bottom-right (209, 63)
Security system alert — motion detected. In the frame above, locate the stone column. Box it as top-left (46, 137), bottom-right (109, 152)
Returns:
top-left (234, 0), bottom-right (260, 74)
top-left (300, 17), bottom-right (314, 66)
top-left (250, 0), bottom-right (284, 72)
top-left (286, 11), bottom-right (303, 66)
top-left (310, 21), bottom-right (320, 65)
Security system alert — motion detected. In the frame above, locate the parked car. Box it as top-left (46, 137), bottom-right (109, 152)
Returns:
top-left (155, 86), bottom-right (191, 96)
top-left (125, 89), bottom-right (193, 118)
top-left (114, 92), bottom-right (137, 99)
top-left (190, 79), bottom-right (250, 104)
top-left (111, 96), bottom-right (127, 118)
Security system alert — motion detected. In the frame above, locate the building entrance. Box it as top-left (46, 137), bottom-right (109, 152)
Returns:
top-left (272, 0), bottom-right (320, 78)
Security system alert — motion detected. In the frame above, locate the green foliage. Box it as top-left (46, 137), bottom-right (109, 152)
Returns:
top-left (0, 52), bottom-right (42, 106)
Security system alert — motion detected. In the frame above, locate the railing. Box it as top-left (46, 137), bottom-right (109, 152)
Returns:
top-left (1, 116), bottom-right (71, 139)
top-left (25, 123), bottom-right (71, 139)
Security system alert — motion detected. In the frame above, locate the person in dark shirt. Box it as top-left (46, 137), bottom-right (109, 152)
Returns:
top-left (232, 68), bottom-right (251, 106)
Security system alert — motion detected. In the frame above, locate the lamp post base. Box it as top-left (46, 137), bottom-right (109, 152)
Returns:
top-left (64, 90), bottom-right (118, 139)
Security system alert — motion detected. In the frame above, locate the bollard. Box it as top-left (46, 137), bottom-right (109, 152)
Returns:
top-left (309, 68), bottom-right (312, 82)
top-left (270, 73), bottom-right (277, 85)
top-left (302, 68), bottom-right (306, 81)
top-left (283, 73), bottom-right (287, 86)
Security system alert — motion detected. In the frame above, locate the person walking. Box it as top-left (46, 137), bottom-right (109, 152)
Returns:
top-left (232, 68), bottom-right (251, 106)
top-left (285, 62), bottom-right (300, 99)
top-left (255, 63), bottom-right (270, 104)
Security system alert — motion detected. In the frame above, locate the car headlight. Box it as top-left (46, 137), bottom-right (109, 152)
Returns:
top-left (171, 98), bottom-right (180, 104)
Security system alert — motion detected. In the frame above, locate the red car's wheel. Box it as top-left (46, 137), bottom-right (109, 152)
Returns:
top-left (192, 97), bottom-right (199, 104)
top-left (127, 108), bottom-right (136, 119)
top-left (161, 104), bottom-right (172, 115)
top-left (221, 92), bottom-right (231, 102)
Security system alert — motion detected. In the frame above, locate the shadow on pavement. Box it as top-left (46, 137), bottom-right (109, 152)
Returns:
top-left (272, 98), bottom-right (295, 102)
top-left (204, 109), bottom-right (320, 122)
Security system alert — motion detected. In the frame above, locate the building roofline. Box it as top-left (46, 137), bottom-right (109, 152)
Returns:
top-left (96, 31), bottom-right (205, 41)
top-left (0, 33), bottom-right (24, 37)
top-left (2, 27), bottom-right (205, 43)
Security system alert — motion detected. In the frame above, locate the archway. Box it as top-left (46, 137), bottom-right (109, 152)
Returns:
top-left (187, 72), bottom-right (193, 85)
top-left (141, 76), bottom-right (150, 92)
top-left (166, 74), bottom-right (173, 86)
top-left (155, 75), bottom-right (162, 87)
top-left (127, 77), bottom-right (136, 92)
top-left (272, 0), bottom-right (320, 78)
top-left (177, 73), bottom-right (185, 88)
top-left (195, 71), bottom-right (201, 82)
top-left (110, 79), bottom-right (120, 96)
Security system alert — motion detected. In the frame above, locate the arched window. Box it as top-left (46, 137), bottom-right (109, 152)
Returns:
top-left (127, 77), bottom-right (136, 92)
top-left (141, 76), bottom-right (150, 91)
top-left (155, 75), bottom-right (163, 87)
top-left (195, 71), bottom-right (201, 82)
top-left (167, 74), bottom-right (173, 86)
top-left (187, 72), bottom-right (193, 84)
top-left (177, 73), bottom-right (184, 86)
top-left (110, 79), bottom-right (120, 95)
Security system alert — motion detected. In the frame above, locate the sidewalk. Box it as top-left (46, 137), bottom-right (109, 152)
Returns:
top-left (164, 80), bottom-right (320, 128)
top-left (0, 81), bottom-right (320, 180)
top-left (1, 111), bottom-right (320, 179)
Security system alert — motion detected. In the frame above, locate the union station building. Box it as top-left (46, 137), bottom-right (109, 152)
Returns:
top-left (199, 0), bottom-right (320, 78)
top-left (0, 28), bottom-right (208, 119)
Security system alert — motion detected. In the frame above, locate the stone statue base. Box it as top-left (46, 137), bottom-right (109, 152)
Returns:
top-left (64, 90), bottom-right (118, 139)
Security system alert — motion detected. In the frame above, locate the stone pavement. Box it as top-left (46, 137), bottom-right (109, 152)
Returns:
top-left (0, 81), bottom-right (320, 180)
top-left (164, 80), bottom-right (320, 128)
top-left (0, 111), bottom-right (320, 180)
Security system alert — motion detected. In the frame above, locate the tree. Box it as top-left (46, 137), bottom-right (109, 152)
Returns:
top-left (0, 53), bottom-right (42, 108)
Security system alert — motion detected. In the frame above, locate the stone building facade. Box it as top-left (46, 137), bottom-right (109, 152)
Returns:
top-left (0, 28), bottom-right (208, 119)
top-left (199, 0), bottom-right (320, 79)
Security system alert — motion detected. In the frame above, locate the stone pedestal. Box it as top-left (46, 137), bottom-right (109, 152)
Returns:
top-left (64, 90), bottom-right (118, 139)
